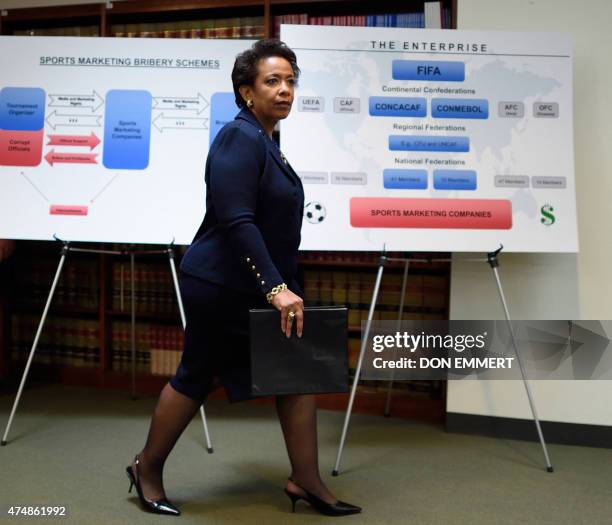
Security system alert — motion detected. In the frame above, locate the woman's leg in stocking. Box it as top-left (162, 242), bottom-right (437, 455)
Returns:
top-left (131, 383), bottom-right (201, 500)
top-left (276, 394), bottom-right (337, 503)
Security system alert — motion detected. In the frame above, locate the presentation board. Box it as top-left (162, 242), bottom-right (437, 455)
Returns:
top-left (0, 36), bottom-right (246, 245)
top-left (280, 25), bottom-right (577, 253)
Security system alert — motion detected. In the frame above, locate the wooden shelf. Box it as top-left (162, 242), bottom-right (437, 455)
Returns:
top-left (271, 0), bottom-right (439, 7)
top-left (10, 240), bottom-right (102, 258)
top-left (0, 262), bottom-right (10, 382)
top-left (300, 259), bottom-right (406, 269)
top-left (107, 0), bottom-right (265, 16)
top-left (101, 369), bottom-right (170, 393)
top-left (12, 303), bottom-right (99, 317)
top-left (11, 361), bottom-right (169, 394)
top-left (12, 362), bottom-right (101, 384)
top-left (106, 309), bottom-right (181, 323)
top-left (298, 259), bottom-right (451, 277)
top-left (269, 0), bottom-right (452, 21)
top-left (0, 0), bottom-right (456, 36)
top-left (0, 4), bottom-right (102, 22)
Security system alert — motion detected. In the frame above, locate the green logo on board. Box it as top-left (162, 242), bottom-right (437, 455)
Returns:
top-left (540, 204), bottom-right (555, 226)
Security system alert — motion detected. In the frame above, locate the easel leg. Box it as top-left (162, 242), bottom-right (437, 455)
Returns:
top-left (487, 247), bottom-right (554, 472)
top-left (167, 248), bottom-right (213, 454)
top-left (385, 259), bottom-right (410, 417)
top-left (2, 243), bottom-right (69, 445)
top-left (333, 253), bottom-right (386, 476)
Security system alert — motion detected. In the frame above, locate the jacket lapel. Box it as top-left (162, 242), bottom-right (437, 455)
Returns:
top-left (235, 108), bottom-right (301, 186)
top-left (268, 143), bottom-right (302, 186)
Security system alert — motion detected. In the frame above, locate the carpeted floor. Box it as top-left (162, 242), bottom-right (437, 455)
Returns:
top-left (0, 384), bottom-right (610, 524)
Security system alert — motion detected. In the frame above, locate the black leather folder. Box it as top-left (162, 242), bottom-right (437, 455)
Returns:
top-left (249, 306), bottom-right (349, 396)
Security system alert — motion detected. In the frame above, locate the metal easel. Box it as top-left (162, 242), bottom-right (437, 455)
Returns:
top-left (332, 245), bottom-right (553, 476)
top-left (2, 237), bottom-right (213, 453)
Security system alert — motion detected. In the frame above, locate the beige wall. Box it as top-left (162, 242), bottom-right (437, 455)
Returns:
top-left (448, 0), bottom-right (612, 426)
top-left (457, 0), bottom-right (612, 320)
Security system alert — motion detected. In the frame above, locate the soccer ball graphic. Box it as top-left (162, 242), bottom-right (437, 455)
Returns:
top-left (304, 201), bottom-right (326, 224)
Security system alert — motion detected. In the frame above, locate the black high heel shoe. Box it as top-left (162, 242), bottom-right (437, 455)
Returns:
top-left (284, 478), bottom-right (361, 516)
top-left (126, 455), bottom-right (181, 516)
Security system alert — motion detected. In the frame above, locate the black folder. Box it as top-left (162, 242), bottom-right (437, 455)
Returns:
top-left (249, 306), bottom-right (349, 396)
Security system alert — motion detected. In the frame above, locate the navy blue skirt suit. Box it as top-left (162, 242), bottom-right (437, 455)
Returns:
top-left (170, 108), bottom-right (305, 403)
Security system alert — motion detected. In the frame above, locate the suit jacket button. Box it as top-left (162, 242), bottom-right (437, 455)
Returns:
top-left (246, 257), bottom-right (251, 262)
top-left (261, 280), bottom-right (266, 285)
top-left (251, 265), bottom-right (256, 270)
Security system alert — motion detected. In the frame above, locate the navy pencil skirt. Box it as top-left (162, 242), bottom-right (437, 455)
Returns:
top-left (170, 272), bottom-right (269, 404)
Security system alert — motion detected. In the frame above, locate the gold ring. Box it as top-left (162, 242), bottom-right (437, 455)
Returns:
top-left (288, 311), bottom-right (295, 320)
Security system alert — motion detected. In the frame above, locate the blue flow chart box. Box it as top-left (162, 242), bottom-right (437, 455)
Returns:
top-left (383, 169), bottom-right (428, 189)
top-left (210, 92), bottom-right (239, 146)
top-left (431, 98), bottom-right (489, 119)
top-left (0, 87), bottom-right (46, 131)
top-left (369, 97), bottom-right (426, 117)
top-left (433, 170), bottom-right (477, 190)
top-left (389, 135), bottom-right (469, 152)
top-left (103, 90), bottom-right (152, 170)
top-left (392, 60), bottom-right (465, 82)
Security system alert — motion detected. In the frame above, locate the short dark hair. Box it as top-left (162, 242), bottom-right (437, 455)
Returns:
top-left (232, 38), bottom-right (300, 108)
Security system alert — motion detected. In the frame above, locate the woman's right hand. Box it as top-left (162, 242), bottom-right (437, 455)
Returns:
top-left (271, 288), bottom-right (303, 338)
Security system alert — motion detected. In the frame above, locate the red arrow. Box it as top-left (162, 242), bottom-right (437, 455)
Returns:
top-left (46, 132), bottom-right (100, 150)
top-left (45, 149), bottom-right (98, 167)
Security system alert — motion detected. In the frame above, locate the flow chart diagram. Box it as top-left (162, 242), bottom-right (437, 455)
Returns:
top-left (281, 25), bottom-right (577, 252)
top-left (0, 36), bottom-right (246, 244)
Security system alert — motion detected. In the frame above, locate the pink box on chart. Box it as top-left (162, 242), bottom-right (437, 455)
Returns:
top-left (350, 197), bottom-right (512, 230)
top-left (50, 205), bottom-right (89, 216)
top-left (0, 129), bottom-right (44, 166)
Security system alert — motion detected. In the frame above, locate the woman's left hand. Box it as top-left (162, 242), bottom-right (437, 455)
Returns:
top-left (270, 288), bottom-right (303, 338)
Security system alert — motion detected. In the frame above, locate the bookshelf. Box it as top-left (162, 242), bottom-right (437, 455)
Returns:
top-left (1, 0), bottom-right (455, 418)
top-left (298, 251), bottom-right (449, 408)
top-left (0, 259), bottom-right (10, 385)
top-left (5, 241), bottom-right (449, 415)
top-left (0, 1), bottom-right (456, 37)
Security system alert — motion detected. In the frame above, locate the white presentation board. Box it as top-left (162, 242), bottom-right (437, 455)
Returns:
top-left (0, 36), bottom-right (247, 245)
top-left (280, 25), bottom-right (577, 253)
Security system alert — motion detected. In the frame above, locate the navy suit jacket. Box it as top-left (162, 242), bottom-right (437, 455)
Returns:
top-left (180, 108), bottom-right (305, 298)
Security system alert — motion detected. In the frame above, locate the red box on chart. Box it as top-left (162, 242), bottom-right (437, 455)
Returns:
top-left (350, 197), bottom-right (512, 229)
top-left (50, 205), bottom-right (89, 216)
top-left (0, 129), bottom-right (44, 166)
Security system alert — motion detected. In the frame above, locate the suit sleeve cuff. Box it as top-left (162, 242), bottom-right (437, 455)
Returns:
top-left (241, 255), bottom-right (285, 296)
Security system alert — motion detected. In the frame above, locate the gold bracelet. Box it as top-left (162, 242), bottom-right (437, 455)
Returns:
top-left (266, 283), bottom-right (288, 303)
